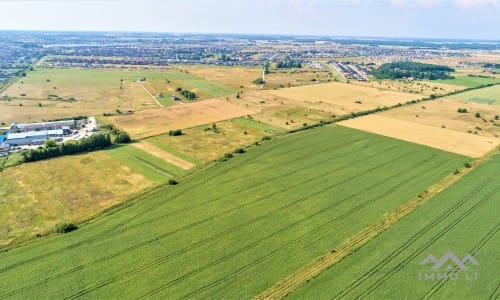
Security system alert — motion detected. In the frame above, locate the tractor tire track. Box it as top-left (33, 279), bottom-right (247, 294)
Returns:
top-left (0, 145), bottom-right (409, 298)
top-left (356, 187), bottom-right (499, 299)
top-left (333, 172), bottom-right (498, 299)
top-left (254, 160), bottom-right (478, 300)
top-left (0, 134), bottom-right (373, 274)
top-left (62, 151), bottom-right (424, 299)
top-left (422, 222), bottom-right (499, 300)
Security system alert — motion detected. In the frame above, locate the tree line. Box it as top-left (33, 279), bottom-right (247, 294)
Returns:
top-left (276, 58), bottom-right (302, 69)
top-left (22, 133), bottom-right (112, 162)
top-left (99, 124), bottom-right (131, 143)
top-left (22, 124), bottom-right (132, 163)
top-left (372, 61), bottom-right (454, 80)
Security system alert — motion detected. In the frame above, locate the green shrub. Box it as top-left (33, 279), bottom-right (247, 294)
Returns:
top-left (115, 132), bottom-right (131, 144)
top-left (253, 78), bottom-right (265, 85)
top-left (169, 129), bottom-right (183, 136)
top-left (54, 222), bottom-right (77, 234)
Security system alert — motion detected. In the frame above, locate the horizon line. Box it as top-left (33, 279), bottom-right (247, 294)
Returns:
top-left (1, 29), bottom-right (500, 43)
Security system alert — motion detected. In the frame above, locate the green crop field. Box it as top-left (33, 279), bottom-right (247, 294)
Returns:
top-left (232, 117), bottom-right (286, 135)
top-left (289, 154), bottom-right (499, 300)
top-left (432, 75), bottom-right (500, 88)
top-left (445, 84), bottom-right (500, 105)
top-left (104, 144), bottom-right (186, 183)
top-left (0, 126), bottom-right (469, 299)
top-left (182, 78), bottom-right (236, 97)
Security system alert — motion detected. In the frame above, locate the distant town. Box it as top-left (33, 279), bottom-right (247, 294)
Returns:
top-left (2, 31), bottom-right (498, 91)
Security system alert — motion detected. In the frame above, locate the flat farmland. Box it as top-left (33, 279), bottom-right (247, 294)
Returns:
top-left (184, 65), bottom-right (333, 91)
top-left (353, 79), bottom-right (464, 96)
top-left (228, 91), bottom-right (333, 130)
top-left (445, 84), bottom-right (500, 105)
top-left (379, 98), bottom-right (500, 138)
top-left (0, 143), bottom-right (190, 247)
top-left (146, 117), bottom-right (285, 164)
top-left (265, 81), bottom-right (420, 115)
top-left (0, 99), bottom-right (105, 125)
top-left (104, 145), bottom-right (187, 183)
top-left (141, 70), bottom-right (236, 100)
top-left (0, 126), bottom-right (469, 299)
top-left (232, 82), bottom-right (420, 130)
top-left (130, 141), bottom-right (195, 170)
top-left (289, 154), bottom-right (500, 300)
top-left (263, 68), bottom-right (333, 89)
top-left (0, 68), bottom-right (237, 123)
top-left (340, 115), bottom-right (499, 157)
top-left (1, 68), bottom-right (155, 110)
top-left (432, 75), bottom-right (500, 88)
top-left (182, 65), bottom-right (263, 90)
top-left (106, 98), bottom-right (255, 139)
top-left (0, 150), bottom-right (153, 247)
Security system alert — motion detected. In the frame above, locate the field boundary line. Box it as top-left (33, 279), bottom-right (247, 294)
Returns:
top-left (138, 82), bottom-right (164, 107)
top-left (131, 141), bottom-right (195, 170)
top-left (254, 154), bottom-right (494, 300)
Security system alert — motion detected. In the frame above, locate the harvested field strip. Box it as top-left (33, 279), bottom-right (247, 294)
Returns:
top-left (340, 115), bottom-right (499, 157)
top-left (107, 98), bottom-right (256, 139)
top-left (288, 155), bottom-right (500, 300)
top-left (146, 138), bottom-right (202, 167)
top-left (0, 126), bottom-right (468, 299)
top-left (131, 141), bottom-right (195, 170)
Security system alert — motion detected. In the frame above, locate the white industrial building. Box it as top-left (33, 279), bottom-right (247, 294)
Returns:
top-left (5, 129), bottom-right (64, 146)
top-left (10, 120), bottom-right (74, 132)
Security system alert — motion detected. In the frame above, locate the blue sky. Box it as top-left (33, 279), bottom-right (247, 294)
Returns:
top-left (0, 0), bottom-right (499, 39)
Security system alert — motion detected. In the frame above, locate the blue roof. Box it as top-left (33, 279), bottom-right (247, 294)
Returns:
top-left (0, 135), bottom-right (5, 142)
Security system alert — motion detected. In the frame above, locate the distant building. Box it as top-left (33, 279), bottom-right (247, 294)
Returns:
top-left (0, 143), bottom-right (9, 156)
top-left (5, 130), bottom-right (64, 146)
top-left (10, 120), bottom-right (74, 132)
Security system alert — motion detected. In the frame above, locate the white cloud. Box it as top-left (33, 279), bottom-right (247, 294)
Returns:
top-left (453, 0), bottom-right (500, 7)
top-left (415, 0), bottom-right (440, 6)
